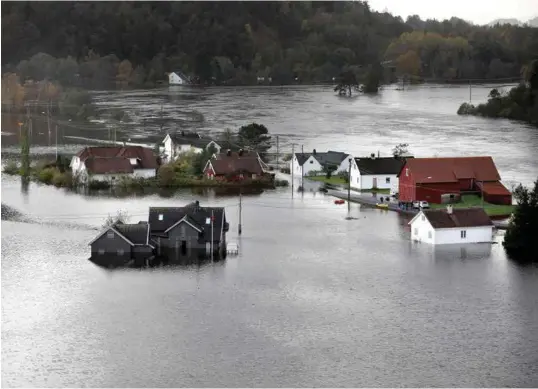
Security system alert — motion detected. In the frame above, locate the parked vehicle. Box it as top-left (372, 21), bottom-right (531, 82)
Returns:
top-left (413, 201), bottom-right (430, 209)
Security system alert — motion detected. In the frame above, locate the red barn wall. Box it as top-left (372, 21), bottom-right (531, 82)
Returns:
top-left (398, 164), bottom-right (415, 202)
top-left (416, 182), bottom-right (462, 203)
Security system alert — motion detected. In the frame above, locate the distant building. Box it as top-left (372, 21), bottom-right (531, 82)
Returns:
top-left (398, 156), bottom-right (512, 205)
top-left (70, 146), bottom-right (158, 184)
top-left (204, 149), bottom-right (273, 181)
top-left (161, 132), bottom-right (221, 163)
top-left (168, 71), bottom-right (190, 85)
top-left (350, 155), bottom-right (412, 193)
top-left (290, 150), bottom-right (352, 177)
top-left (88, 221), bottom-right (154, 266)
top-left (409, 206), bottom-right (494, 245)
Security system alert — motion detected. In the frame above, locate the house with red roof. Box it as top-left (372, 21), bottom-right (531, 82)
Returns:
top-left (203, 149), bottom-right (273, 182)
top-left (70, 146), bottom-right (159, 185)
top-left (397, 156), bottom-right (512, 205)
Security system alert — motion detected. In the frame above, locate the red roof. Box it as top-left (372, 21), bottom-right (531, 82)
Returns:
top-left (479, 181), bottom-right (511, 196)
top-left (421, 208), bottom-right (493, 229)
top-left (402, 157), bottom-right (501, 183)
top-left (76, 146), bottom-right (158, 170)
top-left (209, 157), bottom-right (264, 175)
top-left (84, 157), bottom-right (134, 174)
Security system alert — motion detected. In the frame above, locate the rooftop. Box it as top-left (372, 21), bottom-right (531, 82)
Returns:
top-left (401, 157), bottom-right (501, 183)
top-left (354, 156), bottom-right (411, 175)
top-left (419, 208), bottom-right (493, 229)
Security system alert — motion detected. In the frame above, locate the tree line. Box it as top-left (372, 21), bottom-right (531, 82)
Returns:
top-left (2, 1), bottom-right (538, 88)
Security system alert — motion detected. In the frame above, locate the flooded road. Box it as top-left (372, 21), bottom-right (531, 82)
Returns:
top-left (2, 85), bottom-right (538, 387)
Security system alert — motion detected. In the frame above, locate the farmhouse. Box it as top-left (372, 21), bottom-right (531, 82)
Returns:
top-left (409, 206), bottom-right (494, 245)
top-left (204, 149), bottom-right (273, 181)
top-left (70, 146), bottom-right (158, 184)
top-left (89, 221), bottom-right (154, 266)
top-left (350, 155), bottom-right (411, 192)
top-left (149, 201), bottom-right (229, 259)
top-left (398, 156), bottom-right (512, 205)
top-left (161, 132), bottom-right (221, 163)
top-left (290, 150), bottom-right (352, 177)
top-left (168, 70), bottom-right (190, 85)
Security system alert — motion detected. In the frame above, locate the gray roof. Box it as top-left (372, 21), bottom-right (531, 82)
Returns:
top-left (148, 202), bottom-right (227, 242)
top-left (296, 150), bottom-right (350, 167)
top-left (114, 222), bottom-right (149, 245)
top-left (169, 133), bottom-right (219, 149)
top-left (422, 208), bottom-right (493, 229)
top-left (354, 156), bottom-right (412, 175)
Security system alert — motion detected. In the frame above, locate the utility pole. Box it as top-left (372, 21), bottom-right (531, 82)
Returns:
top-left (55, 124), bottom-right (58, 159)
top-left (211, 209), bottom-right (214, 263)
top-left (47, 101), bottom-right (51, 146)
top-left (301, 144), bottom-right (304, 192)
top-left (348, 158), bottom-right (352, 214)
top-left (238, 191), bottom-right (242, 235)
top-left (291, 144), bottom-right (295, 197)
top-left (469, 80), bottom-right (472, 104)
top-left (276, 135), bottom-right (279, 171)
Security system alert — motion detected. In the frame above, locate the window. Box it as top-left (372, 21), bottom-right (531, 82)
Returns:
top-left (309, 160), bottom-right (313, 164)
top-left (414, 228), bottom-right (418, 235)
top-left (357, 177), bottom-right (359, 183)
top-left (428, 231), bottom-right (432, 239)
top-left (98, 249), bottom-right (105, 255)
top-left (117, 249), bottom-right (124, 256)
top-left (405, 168), bottom-right (409, 177)
top-left (158, 214), bottom-right (163, 221)
top-left (461, 230), bottom-right (467, 238)
top-left (107, 231), bottom-right (114, 239)
top-left (421, 215), bottom-right (425, 221)
top-left (386, 177), bottom-right (391, 184)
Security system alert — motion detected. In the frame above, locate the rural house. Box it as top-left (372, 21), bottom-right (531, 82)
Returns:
top-left (290, 150), bottom-right (352, 177)
top-left (350, 155), bottom-right (412, 193)
top-left (161, 131), bottom-right (221, 163)
top-left (409, 206), bottom-right (494, 245)
top-left (89, 221), bottom-right (154, 267)
top-left (204, 149), bottom-right (273, 181)
top-left (398, 157), bottom-right (512, 205)
top-left (70, 146), bottom-right (159, 184)
top-left (149, 201), bottom-right (229, 259)
top-left (168, 70), bottom-right (190, 85)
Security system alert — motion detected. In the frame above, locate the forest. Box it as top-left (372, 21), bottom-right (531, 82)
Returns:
top-left (2, 1), bottom-right (538, 88)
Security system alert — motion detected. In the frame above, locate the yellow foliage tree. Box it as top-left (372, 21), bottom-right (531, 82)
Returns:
top-left (117, 59), bottom-right (133, 86)
top-left (396, 50), bottom-right (421, 76)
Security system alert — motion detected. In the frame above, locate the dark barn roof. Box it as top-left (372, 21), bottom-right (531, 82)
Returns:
top-left (422, 208), bottom-right (493, 229)
top-left (296, 150), bottom-right (350, 167)
top-left (114, 222), bottom-right (149, 245)
top-left (168, 133), bottom-right (219, 149)
top-left (355, 156), bottom-right (411, 175)
top-left (148, 202), bottom-right (227, 242)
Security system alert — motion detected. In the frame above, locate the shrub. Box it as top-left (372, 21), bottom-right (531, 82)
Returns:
top-left (3, 161), bottom-right (19, 175)
top-left (157, 165), bottom-right (176, 187)
top-left (280, 167), bottom-right (290, 174)
top-left (88, 180), bottom-right (110, 189)
top-left (275, 179), bottom-right (289, 187)
top-left (37, 167), bottom-right (56, 184)
top-left (51, 171), bottom-right (73, 187)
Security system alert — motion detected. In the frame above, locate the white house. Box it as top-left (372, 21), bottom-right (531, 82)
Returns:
top-left (290, 150), bottom-right (352, 177)
top-left (168, 71), bottom-right (189, 85)
top-left (409, 206), bottom-right (495, 245)
top-left (350, 155), bottom-right (411, 193)
top-left (70, 146), bottom-right (158, 184)
top-left (161, 132), bottom-right (221, 163)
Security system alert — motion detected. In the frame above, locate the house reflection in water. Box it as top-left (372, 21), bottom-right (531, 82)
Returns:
top-left (88, 200), bottom-right (229, 269)
top-left (433, 243), bottom-right (493, 261)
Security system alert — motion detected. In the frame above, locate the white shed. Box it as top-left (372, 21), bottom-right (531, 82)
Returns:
top-left (409, 206), bottom-right (495, 245)
top-left (168, 71), bottom-right (189, 85)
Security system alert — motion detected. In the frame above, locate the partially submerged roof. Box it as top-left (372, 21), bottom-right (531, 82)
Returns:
top-left (415, 208), bottom-right (493, 229)
top-left (401, 157), bottom-right (501, 183)
top-left (295, 150), bottom-right (350, 167)
top-left (84, 157), bottom-right (134, 174)
top-left (208, 157), bottom-right (264, 175)
top-left (355, 156), bottom-right (411, 175)
top-left (88, 221), bottom-right (151, 246)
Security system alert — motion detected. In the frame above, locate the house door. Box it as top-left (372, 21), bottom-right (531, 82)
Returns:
top-left (180, 240), bottom-right (187, 255)
top-left (372, 177), bottom-right (377, 188)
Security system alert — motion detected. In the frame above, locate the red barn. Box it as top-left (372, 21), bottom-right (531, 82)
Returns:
top-left (397, 157), bottom-right (512, 205)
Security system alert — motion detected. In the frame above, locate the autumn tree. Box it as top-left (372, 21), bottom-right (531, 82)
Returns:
top-left (334, 70), bottom-right (360, 96)
top-left (237, 123), bottom-right (272, 157)
top-left (117, 59), bottom-right (133, 87)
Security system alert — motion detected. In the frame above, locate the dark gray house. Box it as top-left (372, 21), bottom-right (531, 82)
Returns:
top-left (88, 221), bottom-right (154, 267)
top-left (149, 201), bottom-right (229, 260)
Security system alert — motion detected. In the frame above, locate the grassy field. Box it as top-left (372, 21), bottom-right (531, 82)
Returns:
top-left (430, 194), bottom-right (515, 217)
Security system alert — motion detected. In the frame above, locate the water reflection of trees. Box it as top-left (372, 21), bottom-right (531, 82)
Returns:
top-left (89, 251), bottom-right (225, 270)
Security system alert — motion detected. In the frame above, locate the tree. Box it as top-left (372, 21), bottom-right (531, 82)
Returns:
top-left (503, 178), bottom-right (538, 263)
top-left (334, 69), bottom-right (360, 96)
top-left (524, 59), bottom-right (538, 90)
top-left (102, 210), bottom-right (129, 228)
top-left (392, 143), bottom-right (409, 157)
top-left (117, 59), bottom-right (133, 86)
top-left (237, 123), bottom-right (272, 156)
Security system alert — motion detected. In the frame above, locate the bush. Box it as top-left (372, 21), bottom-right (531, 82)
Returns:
top-left (275, 179), bottom-right (289, 187)
top-left (280, 167), bottom-right (290, 174)
top-left (457, 102), bottom-right (477, 115)
top-left (88, 180), bottom-right (110, 189)
top-left (37, 167), bottom-right (56, 184)
top-left (157, 165), bottom-right (177, 187)
top-left (51, 171), bottom-right (73, 187)
top-left (3, 161), bottom-right (19, 175)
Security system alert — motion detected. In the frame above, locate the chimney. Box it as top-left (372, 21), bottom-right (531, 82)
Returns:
top-left (313, 149), bottom-right (317, 155)
top-left (239, 148), bottom-right (244, 157)
top-left (226, 149), bottom-right (232, 156)
top-left (447, 205), bottom-right (453, 214)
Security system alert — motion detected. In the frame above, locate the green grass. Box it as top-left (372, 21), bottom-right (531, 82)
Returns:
top-left (430, 194), bottom-right (515, 217)
top-left (307, 176), bottom-right (348, 185)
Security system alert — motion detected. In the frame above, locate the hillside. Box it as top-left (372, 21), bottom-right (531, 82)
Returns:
top-left (2, 1), bottom-right (538, 87)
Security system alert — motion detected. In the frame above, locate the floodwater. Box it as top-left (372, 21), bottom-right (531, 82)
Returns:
top-left (2, 85), bottom-right (538, 387)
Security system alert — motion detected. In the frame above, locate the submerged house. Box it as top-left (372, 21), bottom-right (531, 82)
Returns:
top-left (70, 146), bottom-right (159, 184)
top-left (88, 221), bottom-right (154, 267)
top-left (290, 150), bottom-right (352, 177)
top-left (398, 156), bottom-right (512, 205)
top-left (204, 149), bottom-right (273, 181)
top-left (168, 70), bottom-right (190, 85)
top-left (149, 201), bottom-right (229, 259)
top-left (409, 206), bottom-right (494, 245)
top-left (350, 155), bottom-right (412, 193)
top-left (161, 131), bottom-right (221, 163)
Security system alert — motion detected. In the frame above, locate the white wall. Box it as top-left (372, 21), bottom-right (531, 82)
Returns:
top-left (89, 173), bottom-right (133, 184)
top-left (132, 169), bottom-right (156, 179)
top-left (169, 73), bottom-right (185, 85)
top-left (410, 212), bottom-right (435, 244)
top-left (335, 155), bottom-right (353, 174)
top-left (434, 226), bottom-right (494, 245)
top-left (290, 155), bottom-right (323, 176)
top-left (361, 174), bottom-right (398, 190)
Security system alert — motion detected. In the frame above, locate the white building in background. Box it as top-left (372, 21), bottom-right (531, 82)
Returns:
top-left (409, 206), bottom-right (495, 245)
top-left (168, 71), bottom-right (190, 85)
top-left (290, 150), bottom-right (352, 177)
top-left (349, 155), bottom-right (412, 193)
